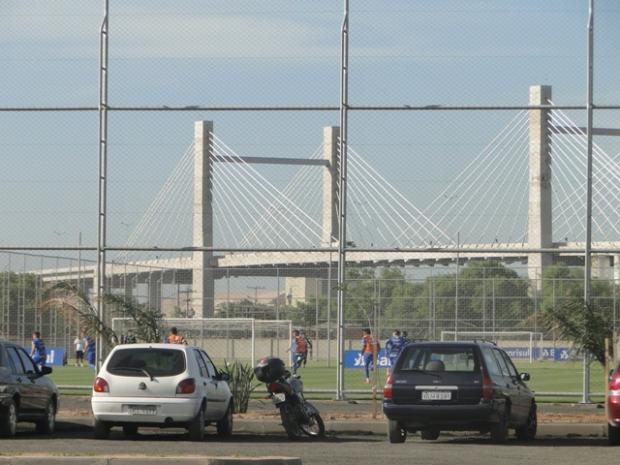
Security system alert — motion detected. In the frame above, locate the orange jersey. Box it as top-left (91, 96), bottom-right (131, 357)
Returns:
top-left (168, 334), bottom-right (185, 344)
top-left (295, 335), bottom-right (308, 353)
top-left (362, 335), bottom-right (376, 353)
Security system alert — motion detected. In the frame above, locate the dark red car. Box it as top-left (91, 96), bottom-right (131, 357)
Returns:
top-left (609, 362), bottom-right (620, 445)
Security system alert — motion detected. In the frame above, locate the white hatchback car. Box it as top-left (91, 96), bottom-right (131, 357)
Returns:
top-left (91, 343), bottom-right (233, 441)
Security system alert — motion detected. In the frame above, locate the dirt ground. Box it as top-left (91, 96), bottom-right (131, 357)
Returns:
top-left (58, 396), bottom-right (607, 423)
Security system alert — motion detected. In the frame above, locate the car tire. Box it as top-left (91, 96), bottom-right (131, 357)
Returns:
top-left (35, 399), bottom-right (56, 434)
top-left (609, 423), bottom-right (620, 446)
top-left (420, 429), bottom-right (440, 440)
top-left (188, 404), bottom-right (205, 441)
top-left (490, 411), bottom-right (508, 443)
top-left (0, 399), bottom-right (18, 437)
top-left (94, 419), bottom-right (110, 439)
top-left (123, 424), bottom-right (139, 437)
top-left (515, 404), bottom-right (537, 441)
top-left (387, 419), bottom-right (407, 443)
top-left (216, 403), bottom-right (233, 438)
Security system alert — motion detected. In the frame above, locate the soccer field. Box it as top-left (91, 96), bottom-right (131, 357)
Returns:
top-left (49, 360), bottom-right (606, 402)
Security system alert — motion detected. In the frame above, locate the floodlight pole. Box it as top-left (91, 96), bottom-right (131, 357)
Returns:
top-left (96, 0), bottom-right (110, 372)
top-left (582, 0), bottom-right (594, 404)
top-left (336, 0), bottom-right (350, 401)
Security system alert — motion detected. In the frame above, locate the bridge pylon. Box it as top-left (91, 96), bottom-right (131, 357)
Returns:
top-left (193, 120), bottom-right (216, 317)
top-left (527, 85), bottom-right (553, 288)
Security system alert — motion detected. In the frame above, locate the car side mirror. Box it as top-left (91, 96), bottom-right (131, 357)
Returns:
top-left (610, 369), bottom-right (615, 381)
top-left (519, 372), bottom-right (530, 381)
top-left (216, 372), bottom-right (230, 382)
top-left (39, 366), bottom-right (53, 376)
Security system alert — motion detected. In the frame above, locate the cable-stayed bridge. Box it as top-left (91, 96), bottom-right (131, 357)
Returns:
top-left (37, 86), bottom-right (620, 316)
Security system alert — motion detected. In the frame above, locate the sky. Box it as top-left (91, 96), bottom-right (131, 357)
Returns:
top-left (1, 0), bottom-right (620, 257)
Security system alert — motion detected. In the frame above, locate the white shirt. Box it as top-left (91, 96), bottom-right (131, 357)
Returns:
top-left (74, 338), bottom-right (84, 351)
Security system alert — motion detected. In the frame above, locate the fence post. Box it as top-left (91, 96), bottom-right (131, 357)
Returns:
top-left (251, 318), bottom-right (256, 363)
top-left (482, 272), bottom-right (486, 334)
top-left (315, 279), bottom-right (319, 361)
top-left (605, 337), bottom-right (609, 420)
top-left (492, 278), bottom-right (496, 338)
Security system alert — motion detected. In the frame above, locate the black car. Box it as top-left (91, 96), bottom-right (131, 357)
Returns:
top-left (383, 341), bottom-right (536, 443)
top-left (0, 340), bottom-right (58, 436)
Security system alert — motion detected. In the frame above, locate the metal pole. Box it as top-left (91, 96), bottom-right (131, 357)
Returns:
top-left (482, 268), bottom-right (486, 333)
top-left (327, 254), bottom-right (332, 367)
top-left (455, 232), bottom-right (460, 341)
top-left (336, 0), bottom-right (350, 400)
top-left (582, 0), bottom-right (594, 404)
top-left (77, 232), bottom-right (82, 294)
top-left (492, 278), bottom-right (496, 338)
top-left (251, 318), bottom-right (256, 363)
top-left (96, 0), bottom-right (110, 371)
top-left (315, 279), bottom-right (319, 361)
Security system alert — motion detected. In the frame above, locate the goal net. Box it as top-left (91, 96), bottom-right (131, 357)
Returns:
top-left (439, 331), bottom-right (545, 363)
top-left (112, 317), bottom-right (293, 364)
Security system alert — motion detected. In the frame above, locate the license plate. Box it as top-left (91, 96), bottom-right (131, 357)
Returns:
top-left (421, 391), bottom-right (451, 401)
top-left (128, 405), bottom-right (157, 416)
top-left (271, 393), bottom-right (286, 404)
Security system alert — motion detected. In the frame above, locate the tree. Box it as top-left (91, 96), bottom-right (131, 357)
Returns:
top-left (0, 271), bottom-right (39, 336)
top-left (541, 264), bottom-right (615, 366)
top-left (543, 297), bottom-right (613, 366)
top-left (404, 260), bottom-right (531, 333)
top-left (41, 282), bottom-right (164, 351)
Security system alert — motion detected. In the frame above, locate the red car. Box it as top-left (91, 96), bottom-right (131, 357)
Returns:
top-left (609, 362), bottom-right (620, 445)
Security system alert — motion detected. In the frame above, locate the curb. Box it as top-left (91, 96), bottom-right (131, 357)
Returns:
top-left (0, 457), bottom-right (301, 465)
top-left (56, 417), bottom-right (608, 438)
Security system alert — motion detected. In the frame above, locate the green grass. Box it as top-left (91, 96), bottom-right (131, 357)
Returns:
top-left (50, 359), bottom-right (608, 403)
top-left (49, 365), bottom-right (96, 387)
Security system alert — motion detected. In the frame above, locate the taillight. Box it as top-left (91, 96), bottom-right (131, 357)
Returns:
top-left (482, 373), bottom-right (494, 400)
top-left (269, 382), bottom-right (291, 395)
top-left (93, 377), bottom-right (109, 393)
top-left (383, 375), bottom-right (393, 399)
top-left (609, 373), bottom-right (620, 395)
top-left (176, 378), bottom-right (196, 394)
top-left (269, 382), bottom-right (283, 393)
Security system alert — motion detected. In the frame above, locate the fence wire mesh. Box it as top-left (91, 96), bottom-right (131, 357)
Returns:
top-left (1, 2), bottom-right (620, 396)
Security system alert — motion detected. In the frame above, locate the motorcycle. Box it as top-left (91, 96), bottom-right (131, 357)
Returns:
top-left (254, 357), bottom-right (325, 439)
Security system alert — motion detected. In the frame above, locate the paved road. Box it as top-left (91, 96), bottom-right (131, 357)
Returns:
top-left (1, 423), bottom-right (617, 465)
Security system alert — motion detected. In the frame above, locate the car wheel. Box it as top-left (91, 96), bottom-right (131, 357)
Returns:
top-left (93, 419), bottom-right (110, 440)
top-left (35, 399), bottom-right (56, 434)
top-left (420, 429), bottom-right (440, 440)
top-left (123, 424), bottom-right (139, 437)
top-left (188, 405), bottom-right (205, 441)
top-left (0, 399), bottom-right (18, 437)
top-left (216, 403), bottom-right (233, 438)
top-left (490, 411), bottom-right (508, 443)
top-left (609, 423), bottom-right (620, 446)
top-left (387, 419), bottom-right (407, 443)
top-left (515, 404), bottom-right (537, 441)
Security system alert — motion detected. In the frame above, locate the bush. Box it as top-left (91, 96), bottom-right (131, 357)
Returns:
top-left (223, 361), bottom-right (259, 413)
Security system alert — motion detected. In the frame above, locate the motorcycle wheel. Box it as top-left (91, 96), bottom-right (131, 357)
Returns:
top-left (280, 404), bottom-right (302, 440)
top-left (300, 412), bottom-right (325, 438)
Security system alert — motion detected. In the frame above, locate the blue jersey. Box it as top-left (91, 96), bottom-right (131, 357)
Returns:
top-left (32, 338), bottom-right (46, 358)
top-left (385, 335), bottom-right (405, 358)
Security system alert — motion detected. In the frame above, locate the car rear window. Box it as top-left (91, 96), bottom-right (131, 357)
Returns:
top-left (399, 346), bottom-right (479, 372)
top-left (107, 348), bottom-right (185, 377)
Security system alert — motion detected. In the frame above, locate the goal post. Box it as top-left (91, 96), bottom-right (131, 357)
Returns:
top-left (440, 331), bottom-right (545, 364)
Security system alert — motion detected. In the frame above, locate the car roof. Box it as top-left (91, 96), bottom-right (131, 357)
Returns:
top-left (110, 343), bottom-right (201, 351)
top-left (405, 341), bottom-right (497, 348)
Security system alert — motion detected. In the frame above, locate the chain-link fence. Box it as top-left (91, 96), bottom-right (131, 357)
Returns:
top-left (2, 249), bottom-right (618, 366)
top-left (2, 2), bottom-right (620, 400)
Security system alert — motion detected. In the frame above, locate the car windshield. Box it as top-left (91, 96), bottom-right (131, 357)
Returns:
top-left (399, 346), bottom-right (479, 372)
top-left (107, 348), bottom-right (185, 377)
